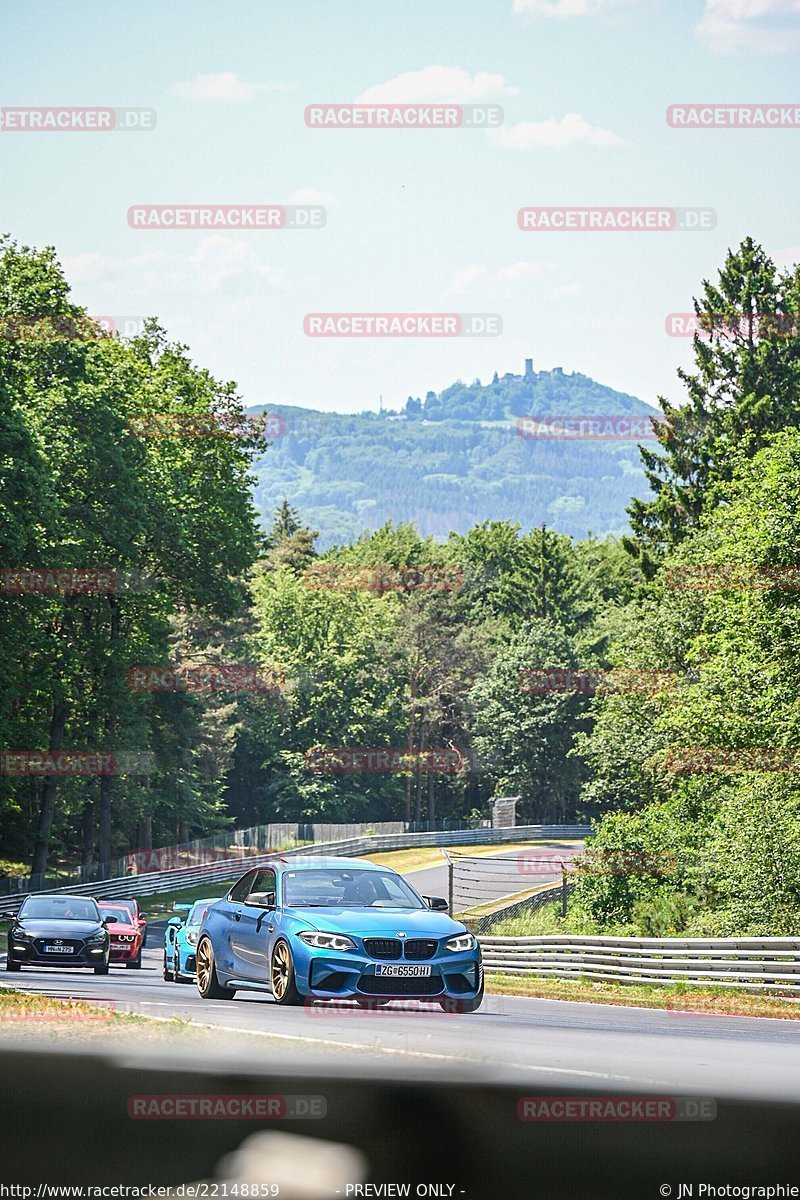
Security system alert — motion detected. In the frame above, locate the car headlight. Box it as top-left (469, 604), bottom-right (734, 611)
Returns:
top-left (86, 933), bottom-right (107, 944)
top-left (445, 933), bottom-right (476, 952)
top-left (297, 931), bottom-right (356, 951)
top-left (10, 928), bottom-right (29, 940)
top-left (186, 930), bottom-right (198, 945)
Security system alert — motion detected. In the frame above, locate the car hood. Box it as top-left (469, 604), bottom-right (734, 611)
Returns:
top-left (287, 906), bottom-right (465, 938)
top-left (14, 919), bottom-right (105, 938)
top-left (108, 922), bottom-right (138, 935)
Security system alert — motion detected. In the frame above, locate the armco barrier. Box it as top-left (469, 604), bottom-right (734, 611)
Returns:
top-left (0, 825), bottom-right (590, 916)
top-left (479, 934), bottom-right (800, 994)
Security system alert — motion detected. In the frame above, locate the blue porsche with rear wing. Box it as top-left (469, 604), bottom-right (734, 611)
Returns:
top-left (196, 857), bottom-right (483, 1012)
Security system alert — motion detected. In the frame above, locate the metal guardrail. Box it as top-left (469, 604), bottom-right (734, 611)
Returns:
top-left (0, 825), bottom-right (591, 916)
top-left (479, 934), bottom-right (800, 994)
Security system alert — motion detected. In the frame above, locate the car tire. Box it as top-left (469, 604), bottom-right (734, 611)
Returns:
top-left (5, 958), bottom-right (20, 972)
top-left (127, 949), bottom-right (143, 969)
top-left (196, 936), bottom-right (236, 1000)
top-left (270, 940), bottom-right (304, 1006)
top-left (163, 949), bottom-right (174, 982)
top-left (94, 963), bottom-right (109, 976)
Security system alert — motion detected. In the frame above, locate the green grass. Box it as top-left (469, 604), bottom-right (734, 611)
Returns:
top-left (134, 880), bottom-right (240, 920)
top-left (0, 987), bottom-right (203, 1040)
top-left (486, 973), bottom-right (800, 1017)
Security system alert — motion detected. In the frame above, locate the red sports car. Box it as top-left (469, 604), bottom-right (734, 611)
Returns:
top-left (113, 898), bottom-right (148, 933)
top-left (100, 903), bottom-right (144, 968)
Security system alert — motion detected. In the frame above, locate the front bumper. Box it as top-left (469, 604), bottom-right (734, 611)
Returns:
top-left (7, 940), bottom-right (108, 968)
top-left (174, 947), bottom-right (197, 975)
top-left (109, 940), bottom-right (141, 962)
top-left (294, 944), bottom-right (482, 1000)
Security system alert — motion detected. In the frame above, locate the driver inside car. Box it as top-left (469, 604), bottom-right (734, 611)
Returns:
top-left (343, 875), bottom-right (380, 906)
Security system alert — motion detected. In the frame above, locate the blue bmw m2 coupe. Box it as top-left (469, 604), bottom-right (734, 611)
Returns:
top-left (196, 857), bottom-right (483, 1012)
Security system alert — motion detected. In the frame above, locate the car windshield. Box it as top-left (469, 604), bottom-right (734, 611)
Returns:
top-left (282, 868), bottom-right (426, 910)
top-left (99, 906), bottom-right (129, 923)
top-left (20, 898), bottom-right (100, 922)
top-left (188, 901), bottom-right (212, 925)
top-left (115, 901), bottom-right (137, 920)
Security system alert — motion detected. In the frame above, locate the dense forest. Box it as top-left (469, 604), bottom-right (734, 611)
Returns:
top-left (251, 373), bottom-right (657, 547)
top-left (3, 233), bottom-right (800, 935)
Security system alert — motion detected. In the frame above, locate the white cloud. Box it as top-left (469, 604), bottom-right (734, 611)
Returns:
top-left (494, 261), bottom-right (554, 282)
top-left (773, 245), bottom-right (800, 268)
top-left (62, 237), bottom-right (282, 300)
top-left (357, 66), bottom-right (518, 103)
top-left (492, 112), bottom-right (627, 149)
top-left (550, 281), bottom-right (588, 298)
top-left (697, 0), bottom-right (800, 53)
top-left (186, 236), bottom-right (282, 293)
top-left (450, 263), bottom-right (489, 292)
top-left (287, 187), bottom-right (335, 206)
top-left (513, 0), bottom-right (636, 16)
top-left (449, 260), bottom-right (557, 293)
top-left (174, 72), bottom-right (290, 103)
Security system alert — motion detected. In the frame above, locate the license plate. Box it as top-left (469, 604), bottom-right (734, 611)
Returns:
top-left (375, 964), bottom-right (432, 977)
top-left (44, 945), bottom-right (74, 954)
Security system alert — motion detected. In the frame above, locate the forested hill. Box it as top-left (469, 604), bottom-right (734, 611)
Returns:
top-left (250, 364), bottom-right (660, 549)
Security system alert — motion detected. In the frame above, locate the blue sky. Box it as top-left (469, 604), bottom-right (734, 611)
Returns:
top-left (2, 0), bottom-right (800, 414)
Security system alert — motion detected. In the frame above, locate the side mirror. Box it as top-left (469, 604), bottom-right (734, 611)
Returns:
top-left (426, 896), bottom-right (449, 912)
top-left (103, 915), bottom-right (118, 924)
top-left (138, 912), bottom-right (148, 922)
top-left (167, 916), bottom-right (183, 928)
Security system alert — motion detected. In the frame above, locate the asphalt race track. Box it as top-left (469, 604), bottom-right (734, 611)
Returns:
top-left (410, 842), bottom-right (580, 904)
top-left (5, 943), bottom-right (800, 1101)
top-left (4, 846), bottom-right (800, 1103)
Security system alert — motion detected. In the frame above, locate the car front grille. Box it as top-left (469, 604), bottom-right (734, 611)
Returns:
top-left (403, 939), bottom-right (437, 960)
top-left (363, 938), bottom-right (403, 959)
top-left (32, 939), bottom-right (82, 954)
top-left (358, 975), bottom-right (443, 996)
top-left (363, 938), bottom-right (438, 960)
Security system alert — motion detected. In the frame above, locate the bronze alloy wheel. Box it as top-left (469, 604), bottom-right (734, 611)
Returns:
top-left (270, 940), bottom-right (303, 1005)
top-left (196, 936), bottom-right (235, 1000)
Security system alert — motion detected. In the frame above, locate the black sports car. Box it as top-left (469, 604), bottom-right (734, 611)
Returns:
top-left (6, 895), bottom-right (112, 974)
